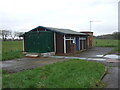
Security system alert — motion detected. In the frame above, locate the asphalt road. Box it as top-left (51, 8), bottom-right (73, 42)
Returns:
top-left (74, 47), bottom-right (113, 58)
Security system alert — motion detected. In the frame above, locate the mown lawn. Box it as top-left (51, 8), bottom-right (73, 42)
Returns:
top-left (2, 59), bottom-right (105, 88)
top-left (2, 41), bottom-right (23, 61)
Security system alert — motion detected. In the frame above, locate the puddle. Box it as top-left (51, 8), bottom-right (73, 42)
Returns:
top-left (104, 54), bottom-right (120, 59)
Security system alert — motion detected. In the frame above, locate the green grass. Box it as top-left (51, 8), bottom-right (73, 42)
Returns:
top-left (113, 46), bottom-right (120, 52)
top-left (2, 59), bottom-right (105, 88)
top-left (93, 39), bottom-right (118, 47)
top-left (2, 41), bottom-right (23, 61)
top-left (93, 39), bottom-right (120, 53)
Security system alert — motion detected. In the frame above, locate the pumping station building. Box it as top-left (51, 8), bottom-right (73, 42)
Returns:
top-left (21, 26), bottom-right (93, 56)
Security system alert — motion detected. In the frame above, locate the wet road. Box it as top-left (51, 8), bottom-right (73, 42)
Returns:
top-left (99, 61), bottom-right (119, 88)
top-left (1, 58), bottom-right (68, 73)
top-left (74, 47), bottom-right (113, 58)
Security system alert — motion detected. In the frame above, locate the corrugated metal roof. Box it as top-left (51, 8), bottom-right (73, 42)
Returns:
top-left (34, 26), bottom-right (87, 35)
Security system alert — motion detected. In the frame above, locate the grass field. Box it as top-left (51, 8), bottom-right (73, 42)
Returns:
top-left (2, 41), bottom-right (23, 61)
top-left (2, 59), bottom-right (105, 88)
top-left (93, 39), bottom-right (118, 47)
top-left (93, 39), bottom-right (120, 53)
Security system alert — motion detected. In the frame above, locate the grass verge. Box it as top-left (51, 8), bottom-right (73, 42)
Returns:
top-left (3, 59), bottom-right (105, 88)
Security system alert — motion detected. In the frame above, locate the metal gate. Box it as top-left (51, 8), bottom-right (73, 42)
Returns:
top-left (25, 31), bottom-right (53, 53)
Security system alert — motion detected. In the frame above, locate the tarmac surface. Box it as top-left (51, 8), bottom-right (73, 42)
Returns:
top-left (1, 47), bottom-right (119, 88)
top-left (74, 47), bottom-right (114, 58)
top-left (97, 61), bottom-right (119, 88)
top-left (1, 57), bottom-right (68, 73)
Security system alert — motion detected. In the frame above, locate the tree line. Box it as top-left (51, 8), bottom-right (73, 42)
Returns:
top-left (112, 32), bottom-right (120, 40)
top-left (94, 32), bottom-right (120, 40)
top-left (0, 30), bottom-right (24, 41)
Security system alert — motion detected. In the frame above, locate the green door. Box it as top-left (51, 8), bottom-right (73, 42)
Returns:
top-left (25, 31), bottom-right (53, 53)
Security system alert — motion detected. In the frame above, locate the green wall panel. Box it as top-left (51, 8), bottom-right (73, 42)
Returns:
top-left (25, 31), bottom-right (53, 53)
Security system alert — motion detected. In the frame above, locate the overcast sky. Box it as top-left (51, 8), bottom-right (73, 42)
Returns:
top-left (0, 0), bottom-right (119, 36)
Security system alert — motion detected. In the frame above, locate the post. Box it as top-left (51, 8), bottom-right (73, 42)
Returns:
top-left (79, 37), bottom-right (80, 51)
top-left (64, 35), bottom-right (66, 54)
top-left (90, 21), bottom-right (92, 31)
top-left (54, 32), bottom-right (56, 53)
top-left (23, 37), bottom-right (24, 51)
top-left (90, 20), bottom-right (101, 31)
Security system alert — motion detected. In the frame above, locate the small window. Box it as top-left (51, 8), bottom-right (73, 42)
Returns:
top-left (71, 37), bottom-right (74, 39)
top-left (66, 36), bottom-right (70, 39)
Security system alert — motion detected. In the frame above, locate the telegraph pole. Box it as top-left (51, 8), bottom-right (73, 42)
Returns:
top-left (89, 20), bottom-right (101, 32)
top-left (90, 21), bottom-right (92, 31)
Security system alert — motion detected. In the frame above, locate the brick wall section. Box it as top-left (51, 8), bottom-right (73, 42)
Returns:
top-left (80, 32), bottom-right (93, 49)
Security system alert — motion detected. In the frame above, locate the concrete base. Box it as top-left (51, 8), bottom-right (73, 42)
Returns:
top-left (25, 53), bottom-right (39, 58)
top-left (40, 52), bottom-right (55, 57)
top-left (25, 52), bottom-right (55, 58)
